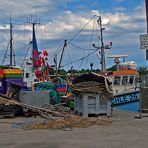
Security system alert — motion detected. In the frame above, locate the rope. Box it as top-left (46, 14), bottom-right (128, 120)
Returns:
top-left (70, 73), bottom-right (113, 99)
top-left (1, 42), bottom-right (10, 65)
top-left (85, 18), bottom-right (96, 68)
top-left (18, 116), bottom-right (112, 130)
top-left (69, 42), bottom-right (95, 51)
top-left (48, 15), bottom-right (98, 67)
top-left (104, 77), bottom-right (113, 94)
top-left (68, 15), bottom-right (96, 43)
top-left (20, 44), bottom-right (31, 67)
top-left (92, 72), bottom-right (113, 94)
top-left (63, 48), bottom-right (98, 67)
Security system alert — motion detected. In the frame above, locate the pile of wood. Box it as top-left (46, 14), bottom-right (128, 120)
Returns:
top-left (0, 96), bottom-right (69, 118)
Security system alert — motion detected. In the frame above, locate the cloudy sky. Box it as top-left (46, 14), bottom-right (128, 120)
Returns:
top-left (0, 0), bottom-right (147, 70)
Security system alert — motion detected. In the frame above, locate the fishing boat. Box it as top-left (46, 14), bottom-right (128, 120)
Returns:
top-left (107, 55), bottom-right (140, 112)
top-left (60, 15), bottom-right (140, 112)
top-left (21, 22), bottom-right (67, 106)
top-left (0, 21), bottom-right (25, 116)
top-left (0, 21), bottom-right (23, 95)
top-left (92, 16), bottom-right (140, 112)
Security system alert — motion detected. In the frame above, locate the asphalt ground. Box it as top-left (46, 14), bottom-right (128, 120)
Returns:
top-left (0, 110), bottom-right (148, 148)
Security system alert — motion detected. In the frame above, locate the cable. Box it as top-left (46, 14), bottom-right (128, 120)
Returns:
top-left (85, 18), bottom-right (96, 68)
top-left (20, 44), bottom-right (31, 67)
top-left (48, 15), bottom-right (97, 64)
top-left (48, 41), bottom-right (65, 63)
top-left (63, 48), bottom-right (98, 67)
top-left (66, 48), bottom-right (73, 68)
top-left (78, 59), bottom-right (84, 69)
top-left (68, 15), bottom-right (96, 43)
top-left (69, 42), bottom-right (95, 51)
top-left (1, 42), bottom-right (10, 65)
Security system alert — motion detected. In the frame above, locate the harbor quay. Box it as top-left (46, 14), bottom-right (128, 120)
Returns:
top-left (0, 110), bottom-right (148, 148)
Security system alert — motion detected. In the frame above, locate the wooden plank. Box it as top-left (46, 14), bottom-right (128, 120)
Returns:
top-left (0, 112), bottom-right (15, 119)
top-left (0, 95), bottom-right (69, 117)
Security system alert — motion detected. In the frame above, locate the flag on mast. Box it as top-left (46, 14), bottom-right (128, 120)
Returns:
top-left (32, 24), bottom-right (40, 69)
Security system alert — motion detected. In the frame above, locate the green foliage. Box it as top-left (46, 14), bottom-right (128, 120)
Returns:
top-left (107, 65), bottom-right (117, 71)
top-left (58, 69), bottom-right (67, 79)
top-left (138, 66), bottom-right (148, 74)
top-left (49, 67), bottom-right (55, 75)
top-left (78, 68), bottom-right (100, 74)
top-left (48, 65), bottom-right (148, 79)
top-left (49, 68), bottom-right (67, 79)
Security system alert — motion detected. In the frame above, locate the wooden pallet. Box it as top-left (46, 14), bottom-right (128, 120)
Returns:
top-left (0, 112), bottom-right (15, 119)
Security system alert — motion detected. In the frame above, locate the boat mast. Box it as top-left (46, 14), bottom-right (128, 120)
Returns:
top-left (31, 21), bottom-right (40, 69)
top-left (97, 16), bottom-right (106, 71)
top-left (9, 14), bottom-right (13, 67)
top-left (57, 40), bottom-right (67, 74)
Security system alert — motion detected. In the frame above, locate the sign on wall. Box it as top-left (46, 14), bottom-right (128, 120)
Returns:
top-left (140, 34), bottom-right (148, 49)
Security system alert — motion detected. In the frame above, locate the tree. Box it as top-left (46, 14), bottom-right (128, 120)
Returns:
top-left (138, 66), bottom-right (148, 74)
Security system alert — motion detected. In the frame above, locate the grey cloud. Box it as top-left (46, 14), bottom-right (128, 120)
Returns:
top-left (0, 0), bottom-right (146, 69)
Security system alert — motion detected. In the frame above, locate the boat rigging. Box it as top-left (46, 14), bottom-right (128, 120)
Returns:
top-left (50, 15), bottom-right (112, 71)
top-left (1, 15), bottom-right (16, 67)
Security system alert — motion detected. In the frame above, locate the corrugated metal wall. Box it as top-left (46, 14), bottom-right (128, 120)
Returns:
top-left (140, 74), bottom-right (148, 113)
top-left (140, 88), bottom-right (148, 110)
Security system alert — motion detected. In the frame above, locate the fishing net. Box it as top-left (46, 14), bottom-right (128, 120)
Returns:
top-left (21, 116), bottom-right (112, 130)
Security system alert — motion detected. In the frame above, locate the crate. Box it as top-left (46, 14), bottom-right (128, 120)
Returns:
top-left (19, 90), bottom-right (51, 107)
top-left (74, 93), bottom-right (111, 117)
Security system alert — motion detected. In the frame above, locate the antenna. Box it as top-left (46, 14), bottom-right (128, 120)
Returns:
top-left (108, 54), bottom-right (128, 62)
top-left (108, 54), bottom-right (128, 70)
top-left (26, 15), bottom-right (40, 54)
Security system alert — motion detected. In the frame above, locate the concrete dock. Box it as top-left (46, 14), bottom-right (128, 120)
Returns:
top-left (0, 110), bottom-right (148, 148)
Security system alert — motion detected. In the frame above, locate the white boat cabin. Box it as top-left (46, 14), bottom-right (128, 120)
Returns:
top-left (109, 69), bottom-right (139, 94)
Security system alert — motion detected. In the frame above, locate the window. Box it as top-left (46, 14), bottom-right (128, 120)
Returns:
top-left (129, 76), bottom-right (134, 84)
top-left (0, 82), bottom-right (2, 87)
top-left (114, 76), bottom-right (121, 85)
top-left (135, 77), bottom-right (140, 86)
top-left (26, 73), bottom-right (29, 78)
top-left (122, 76), bottom-right (128, 85)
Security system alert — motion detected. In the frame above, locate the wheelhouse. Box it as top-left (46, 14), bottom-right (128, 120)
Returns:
top-left (109, 70), bottom-right (139, 94)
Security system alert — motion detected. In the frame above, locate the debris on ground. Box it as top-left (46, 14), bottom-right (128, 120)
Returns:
top-left (20, 116), bottom-right (112, 130)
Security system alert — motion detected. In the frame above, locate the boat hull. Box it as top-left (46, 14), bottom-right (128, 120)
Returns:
top-left (111, 90), bottom-right (140, 112)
